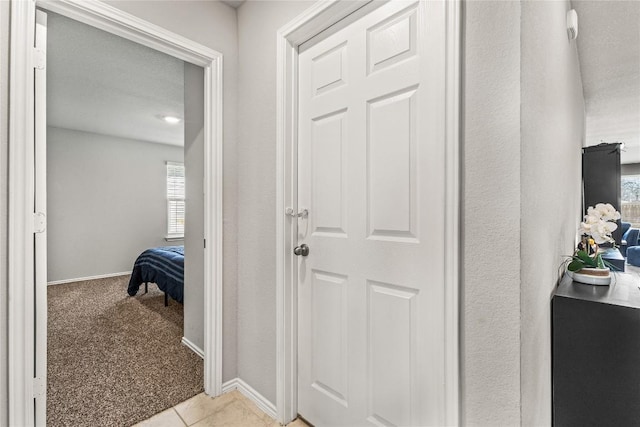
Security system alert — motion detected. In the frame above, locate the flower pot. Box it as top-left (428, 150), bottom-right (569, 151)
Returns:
top-left (569, 267), bottom-right (611, 286)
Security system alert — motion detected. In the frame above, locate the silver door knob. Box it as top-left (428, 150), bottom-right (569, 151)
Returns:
top-left (294, 244), bottom-right (309, 256)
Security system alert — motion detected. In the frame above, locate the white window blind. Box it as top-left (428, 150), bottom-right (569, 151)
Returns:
top-left (167, 162), bottom-right (185, 237)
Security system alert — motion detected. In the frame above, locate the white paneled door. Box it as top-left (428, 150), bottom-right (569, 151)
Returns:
top-left (297, 1), bottom-right (447, 426)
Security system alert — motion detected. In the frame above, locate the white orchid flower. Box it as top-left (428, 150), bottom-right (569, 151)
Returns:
top-left (589, 219), bottom-right (618, 244)
top-left (579, 222), bottom-right (592, 235)
top-left (582, 215), bottom-right (600, 225)
top-left (580, 203), bottom-right (621, 246)
top-left (597, 203), bottom-right (621, 221)
top-left (587, 206), bottom-right (603, 219)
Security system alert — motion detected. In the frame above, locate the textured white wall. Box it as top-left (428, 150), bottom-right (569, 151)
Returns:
top-left (105, 0), bottom-right (239, 382)
top-left (520, 1), bottom-right (585, 425)
top-left (184, 63), bottom-right (206, 350)
top-left (236, 0), bottom-right (311, 405)
top-left (47, 127), bottom-right (184, 282)
top-left (462, 2), bottom-right (522, 425)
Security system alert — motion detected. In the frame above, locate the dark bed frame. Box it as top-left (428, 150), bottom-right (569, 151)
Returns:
top-left (144, 282), bottom-right (170, 307)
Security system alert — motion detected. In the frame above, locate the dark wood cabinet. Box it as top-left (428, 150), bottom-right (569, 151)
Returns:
top-left (552, 273), bottom-right (640, 426)
top-left (600, 247), bottom-right (625, 272)
top-left (582, 143), bottom-right (622, 244)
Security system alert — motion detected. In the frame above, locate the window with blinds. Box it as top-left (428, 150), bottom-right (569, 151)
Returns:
top-left (166, 162), bottom-right (185, 238)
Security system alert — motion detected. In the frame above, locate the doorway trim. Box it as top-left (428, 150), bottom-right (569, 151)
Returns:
top-left (275, 0), bottom-right (462, 425)
top-left (8, 1), bottom-right (224, 425)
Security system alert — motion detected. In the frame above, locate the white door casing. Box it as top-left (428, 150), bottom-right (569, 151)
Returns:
top-left (8, 1), bottom-right (224, 425)
top-left (277, 0), bottom-right (461, 425)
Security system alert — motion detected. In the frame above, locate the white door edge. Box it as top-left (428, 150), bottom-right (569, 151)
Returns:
top-left (7, 1), bottom-right (224, 425)
top-left (34, 9), bottom-right (48, 425)
top-left (444, 2), bottom-right (462, 424)
top-left (275, 1), bottom-right (462, 425)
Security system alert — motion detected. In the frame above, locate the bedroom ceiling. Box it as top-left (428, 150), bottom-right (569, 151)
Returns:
top-left (47, 11), bottom-right (185, 146)
top-left (572, 1), bottom-right (640, 164)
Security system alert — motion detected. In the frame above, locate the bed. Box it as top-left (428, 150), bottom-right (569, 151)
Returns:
top-left (127, 245), bottom-right (184, 305)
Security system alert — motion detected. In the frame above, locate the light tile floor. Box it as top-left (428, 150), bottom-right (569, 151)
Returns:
top-left (133, 390), bottom-right (310, 427)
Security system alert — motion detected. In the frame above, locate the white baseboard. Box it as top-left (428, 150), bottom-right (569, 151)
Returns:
top-left (47, 271), bottom-right (131, 286)
top-left (222, 377), bottom-right (277, 420)
top-left (181, 337), bottom-right (204, 359)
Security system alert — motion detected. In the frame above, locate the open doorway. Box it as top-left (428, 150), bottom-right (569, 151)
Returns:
top-left (44, 11), bottom-right (205, 425)
top-left (7, 1), bottom-right (223, 424)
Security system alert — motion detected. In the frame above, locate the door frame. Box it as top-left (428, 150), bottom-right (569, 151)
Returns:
top-left (8, 1), bottom-right (224, 425)
top-left (275, 0), bottom-right (462, 424)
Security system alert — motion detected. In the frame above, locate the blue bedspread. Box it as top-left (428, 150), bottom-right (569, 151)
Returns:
top-left (127, 246), bottom-right (184, 303)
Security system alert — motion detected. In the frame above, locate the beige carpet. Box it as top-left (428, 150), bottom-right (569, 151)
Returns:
top-left (47, 275), bottom-right (203, 426)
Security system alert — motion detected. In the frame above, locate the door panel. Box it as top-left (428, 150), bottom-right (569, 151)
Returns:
top-left (367, 6), bottom-right (417, 74)
top-left (312, 42), bottom-right (348, 96)
top-left (297, 1), bottom-right (446, 426)
top-left (311, 110), bottom-right (348, 237)
top-left (310, 270), bottom-right (349, 407)
top-left (367, 86), bottom-right (418, 241)
top-left (368, 280), bottom-right (417, 427)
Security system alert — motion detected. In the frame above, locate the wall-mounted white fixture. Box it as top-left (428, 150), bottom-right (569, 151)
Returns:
top-left (161, 115), bottom-right (182, 124)
top-left (567, 9), bottom-right (578, 40)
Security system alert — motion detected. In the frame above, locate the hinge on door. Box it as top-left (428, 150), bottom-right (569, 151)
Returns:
top-left (204, 239), bottom-right (206, 249)
top-left (33, 212), bottom-right (46, 234)
top-left (33, 47), bottom-right (46, 70)
top-left (32, 377), bottom-right (45, 398)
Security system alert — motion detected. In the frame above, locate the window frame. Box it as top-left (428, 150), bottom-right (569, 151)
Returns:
top-left (166, 161), bottom-right (185, 240)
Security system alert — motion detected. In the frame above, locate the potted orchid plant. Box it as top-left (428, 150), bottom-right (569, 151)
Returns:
top-left (567, 203), bottom-right (621, 285)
